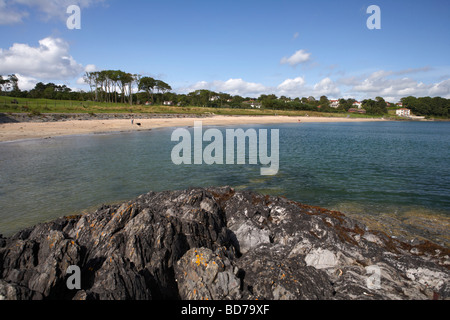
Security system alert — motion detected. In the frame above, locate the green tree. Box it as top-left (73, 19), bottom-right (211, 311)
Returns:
top-left (0, 75), bottom-right (9, 94)
top-left (155, 80), bottom-right (172, 95)
top-left (138, 77), bottom-right (157, 103)
top-left (188, 89), bottom-right (215, 107)
top-left (319, 95), bottom-right (330, 108)
top-left (375, 96), bottom-right (387, 113)
top-left (362, 97), bottom-right (387, 115)
top-left (43, 86), bottom-right (56, 99)
top-left (8, 74), bottom-right (19, 92)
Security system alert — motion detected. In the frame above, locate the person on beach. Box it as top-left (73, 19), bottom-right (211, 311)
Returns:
top-left (131, 119), bottom-right (134, 125)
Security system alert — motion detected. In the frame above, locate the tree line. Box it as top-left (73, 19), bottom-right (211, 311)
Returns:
top-left (401, 96), bottom-right (449, 118)
top-left (1, 71), bottom-right (448, 117)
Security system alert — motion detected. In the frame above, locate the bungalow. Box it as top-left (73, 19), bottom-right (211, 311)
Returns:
top-left (330, 100), bottom-right (340, 108)
top-left (396, 108), bottom-right (411, 117)
top-left (163, 101), bottom-right (174, 106)
top-left (209, 96), bottom-right (220, 102)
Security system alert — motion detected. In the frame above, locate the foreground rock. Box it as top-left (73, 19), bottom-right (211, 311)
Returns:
top-left (0, 187), bottom-right (448, 300)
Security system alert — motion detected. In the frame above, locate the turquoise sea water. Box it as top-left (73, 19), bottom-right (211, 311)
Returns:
top-left (0, 121), bottom-right (449, 243)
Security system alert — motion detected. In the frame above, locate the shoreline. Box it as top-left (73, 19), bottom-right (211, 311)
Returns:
top-left (0, 114), bottom-right (389, 143)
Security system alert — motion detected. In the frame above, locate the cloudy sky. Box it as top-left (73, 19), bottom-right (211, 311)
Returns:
top-left (0, 0), bottom-right (449, 101)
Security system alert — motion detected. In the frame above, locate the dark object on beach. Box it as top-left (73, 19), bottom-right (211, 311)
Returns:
top-left (0, 187), bottom-right (448, 300)
top-left (136, 122), bottom-right (141, 126)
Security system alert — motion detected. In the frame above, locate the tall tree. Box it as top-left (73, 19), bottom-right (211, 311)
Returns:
top-left (156, 80), bottom-right (172, 94)
top-left (138, 77), bottom-right (157, 103)
top-left (8, 74), bottom-right (19, 92)
top-left (119, 72), bottom-right (134, 104)
top-left (0, 75), bottom-right (9, 94)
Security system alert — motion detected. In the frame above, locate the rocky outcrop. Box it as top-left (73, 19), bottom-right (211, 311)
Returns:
top-left (0, 187), bottom-right (448, 300)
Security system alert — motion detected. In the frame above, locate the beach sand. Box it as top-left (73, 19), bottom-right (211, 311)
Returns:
top-left (0, 115), bottom-right (387, 142)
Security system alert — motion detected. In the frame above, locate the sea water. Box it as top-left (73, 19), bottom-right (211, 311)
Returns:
top-left (1, 121), bottom-right (449, 244)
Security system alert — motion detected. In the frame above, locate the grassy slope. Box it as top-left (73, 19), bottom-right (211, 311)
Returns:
top-left (0, 96), bottom-right (387, 119)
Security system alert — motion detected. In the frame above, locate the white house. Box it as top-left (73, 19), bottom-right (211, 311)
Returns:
top-left (163, 101), bottom-right (173, 106)
top-left (352, 101), bottom-right (362, 109)
top-left (396, 108), bottom-right (411, 117)
top-left (330, 100), bottom-right (340, 108)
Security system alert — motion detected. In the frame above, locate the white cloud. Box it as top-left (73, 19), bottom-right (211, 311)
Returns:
top-left (84, 64), bottom-right (97, 72)
top-left (313, 77), bottom-right (340, 97)
top-left (179, 80), bottom-right (212, 92)
top-left (277, 77), bottom-right (306, 97)
top-left (176, 67), bottom-right (448, 101)
top-left (178, 76), bottom-right (343, 99)
top-left (76, 77), bottom-right (86, 85)
top-left (0, 37), bottom-right (84, 80)
top-left (179, 78), bottom-right (269, 97)
top-left (277, 76), bottom-right (340, 98)
top-left (213, 79), bottom-right (268, 96)
top-left (15, 73), bottom-right (38, 91)
top-left (341, 69), bottom-right (450, 100)
top-left (280, 49), bottom-right (311, 67)
top-left (428, 79), bottom-right (450, 97)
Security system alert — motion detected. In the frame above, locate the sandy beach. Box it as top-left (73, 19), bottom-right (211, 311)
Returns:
top-left (0, 115), bottom-right (387, 142)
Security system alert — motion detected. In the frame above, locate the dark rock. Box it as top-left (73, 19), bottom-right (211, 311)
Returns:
top-left (0, 279), bottom-right (43, 300)
top-left (0, 187), bottom-right (448, 300)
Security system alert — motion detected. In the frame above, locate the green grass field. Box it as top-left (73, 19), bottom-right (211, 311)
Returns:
top-left (0, 96), bottom-right (388, 119)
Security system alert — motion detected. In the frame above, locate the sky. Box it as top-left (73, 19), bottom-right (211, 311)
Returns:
top-left (0, 0), bottom-right (449, 102)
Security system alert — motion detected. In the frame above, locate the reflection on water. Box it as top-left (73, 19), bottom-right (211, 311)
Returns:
top-left (1, 122), bottom-right (449, 246)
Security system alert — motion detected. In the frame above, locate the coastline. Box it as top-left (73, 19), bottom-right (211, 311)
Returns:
top-left (0, 114), bottom-right (388, 143)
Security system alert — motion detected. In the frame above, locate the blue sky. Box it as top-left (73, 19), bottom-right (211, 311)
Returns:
top-left (0, 0), bottom-right (449, 101)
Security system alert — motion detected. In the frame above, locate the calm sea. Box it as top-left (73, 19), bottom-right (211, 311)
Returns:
top-left (1, 121), bottom-right (449, 244)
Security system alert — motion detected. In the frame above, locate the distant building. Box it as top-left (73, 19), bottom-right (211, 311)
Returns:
top-left (348, 108), bottom-right (366, 114)
top-left (243, 100), bottom-right (261, 109)
top-left (330, 100), bottom-right (340, 108)
top-left (397, 102), bottom-right (403, 107)
top-left (396, 108), bottom-right (411, 117)
top-left (209, 96), bottom-right (220, 102)
top-left (352, 101), bottom-right (362, 109)
top-left (163, 101), bottom-right (173, 106)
